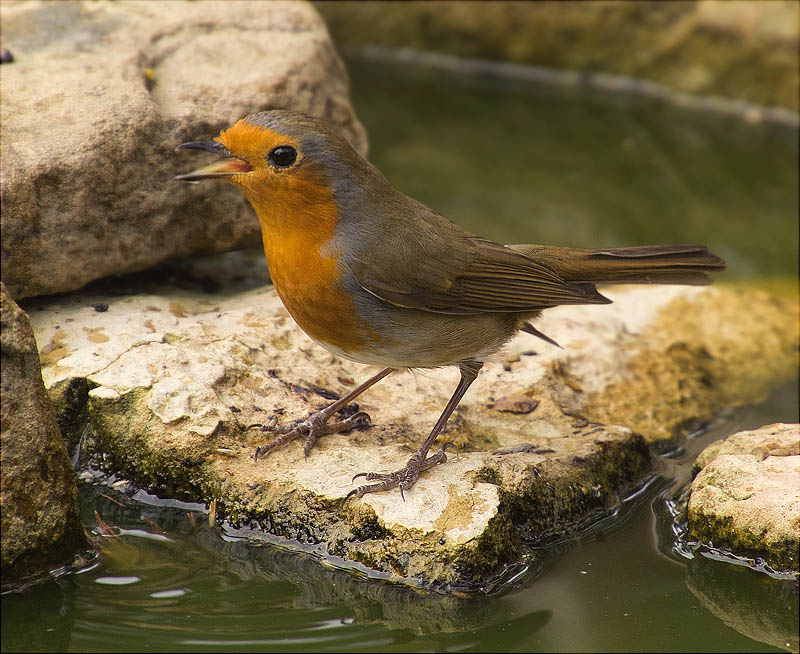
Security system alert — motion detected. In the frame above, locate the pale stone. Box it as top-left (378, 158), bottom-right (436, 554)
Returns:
top-left (25, 279), bottom-right (797, 587)
top-left (317, 1), bottom-right (798, 112)
top-left (689, 423), bottom-right (800, 572)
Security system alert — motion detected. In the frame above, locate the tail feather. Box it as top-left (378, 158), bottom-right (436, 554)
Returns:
top-left (507, 244), bottom-right (726, 286)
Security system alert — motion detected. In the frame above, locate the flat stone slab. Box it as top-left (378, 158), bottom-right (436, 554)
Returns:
top-left (689, 423), bottom-right (800, 572)
top-left (26, 278), bottom-right (797, 589)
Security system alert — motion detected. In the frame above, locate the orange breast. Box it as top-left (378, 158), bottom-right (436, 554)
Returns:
top-left (215, 120), bottom-right (380, 354)
top-left (251, 169), bottom-right (379, 353)
top-left (266, 233), bottom-right (374, 352)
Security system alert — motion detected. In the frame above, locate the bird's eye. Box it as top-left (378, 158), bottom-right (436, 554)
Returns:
top-left (267, 145), bottom-right (297, 168)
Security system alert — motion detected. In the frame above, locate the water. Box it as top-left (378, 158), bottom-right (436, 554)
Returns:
top-left (3, 57), bottom-right (798, 652)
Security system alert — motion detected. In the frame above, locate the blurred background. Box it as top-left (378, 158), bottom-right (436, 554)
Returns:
top-left (317, 1), bottom-right (797, 111)
top-left (316, 0), bottom-right (799, 280)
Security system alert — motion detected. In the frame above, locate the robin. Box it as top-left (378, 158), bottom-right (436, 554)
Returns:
top-left (175, 110), bottom-right (725, 499)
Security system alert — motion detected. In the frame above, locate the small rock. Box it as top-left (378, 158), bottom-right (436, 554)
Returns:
top-left (688, 423), bottom-right (800, 572)
top-left (488, 394), bottom-right (539, 414)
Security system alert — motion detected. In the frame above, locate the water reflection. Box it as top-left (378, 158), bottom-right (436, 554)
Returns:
top-left (2, 579), bottom-right (75, 653)
top-left (686, 555), bottom-right (798, 653)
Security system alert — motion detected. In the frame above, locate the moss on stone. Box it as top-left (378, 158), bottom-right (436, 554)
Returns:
top-left (48, 377), bottom-right (90, 451)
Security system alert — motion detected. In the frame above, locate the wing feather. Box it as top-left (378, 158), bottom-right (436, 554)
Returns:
top-left (349, 229), bottom-right (610, 315)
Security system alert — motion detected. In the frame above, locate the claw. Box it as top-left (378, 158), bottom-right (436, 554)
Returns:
top-left (301, 423), bottom-right (324, 457)
top-left (248, 415), bottom-right (279, 432)
top-left (250, 368), bottom-right (393, 465)
top-left (344, 479), bottom-right (395, 501)
top-left (344, 446), bottom-right (454, 500)
top-left (253, 406), bottom-right (373, 463)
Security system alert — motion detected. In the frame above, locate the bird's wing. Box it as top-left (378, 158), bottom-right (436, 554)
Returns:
top-left (348, 212), bottom-right (609, 315)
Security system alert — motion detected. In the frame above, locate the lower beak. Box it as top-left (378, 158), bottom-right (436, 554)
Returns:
top-left (173, 141), bottom-right (252, 181)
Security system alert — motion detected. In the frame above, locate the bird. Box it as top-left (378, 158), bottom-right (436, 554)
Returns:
top-left (175, 109), bottom-right (726, 500)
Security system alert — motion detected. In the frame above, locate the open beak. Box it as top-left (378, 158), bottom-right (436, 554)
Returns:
top-left (173, 141), bottom-right (252, 181)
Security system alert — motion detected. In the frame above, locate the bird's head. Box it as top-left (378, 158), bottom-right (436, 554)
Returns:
top-left (175, 110), bottom-right (363, 212)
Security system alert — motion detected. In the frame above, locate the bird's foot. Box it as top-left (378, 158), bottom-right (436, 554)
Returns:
top-left (345, 442), bottom-right (454, 501)
top-left (252, 404), bottom-right (370, 462)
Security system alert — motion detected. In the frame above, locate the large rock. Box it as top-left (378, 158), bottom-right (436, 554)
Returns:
top-left (25, 274), bottom-right (797, 589)
top-left (0, 283), bottom-right (86, 586)
top-left (0, 0), bottom-right (367, 300)
top-left (688, 423), bottom-right (800, 572)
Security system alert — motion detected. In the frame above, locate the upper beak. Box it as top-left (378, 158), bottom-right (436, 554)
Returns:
top-left (173, 141), bottom-right (253, 181)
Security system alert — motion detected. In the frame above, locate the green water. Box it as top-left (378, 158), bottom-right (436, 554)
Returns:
top-left (3, 57), bottom-right (798, 652)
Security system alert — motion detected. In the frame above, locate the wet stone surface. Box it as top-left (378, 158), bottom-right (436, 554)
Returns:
top-left (23, 271), bottom-right (797, 589)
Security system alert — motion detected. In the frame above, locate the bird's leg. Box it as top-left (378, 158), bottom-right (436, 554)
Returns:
top-left (253, 367), bottom-right (395, 461)
top-left (347, 360), bottom-right (483, 500)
